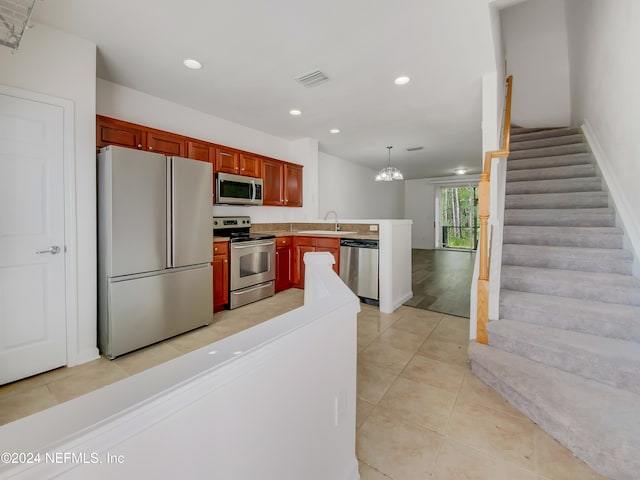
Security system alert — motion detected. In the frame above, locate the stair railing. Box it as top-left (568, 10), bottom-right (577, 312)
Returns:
top-left (476, 75), bottom-right (513, 344)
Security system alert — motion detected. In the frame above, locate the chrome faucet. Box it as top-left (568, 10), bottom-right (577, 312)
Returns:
top-left (323, 210), bottom-right (340, 231)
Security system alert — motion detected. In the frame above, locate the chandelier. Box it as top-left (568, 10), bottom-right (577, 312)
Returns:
top-left (375, 146), bottom-right (404, 181)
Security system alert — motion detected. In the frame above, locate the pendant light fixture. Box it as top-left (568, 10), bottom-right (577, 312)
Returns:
top-left (375, 146), bottom-right (404, 181)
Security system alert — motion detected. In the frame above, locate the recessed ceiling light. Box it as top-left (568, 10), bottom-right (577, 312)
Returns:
top-left (289, 109), bottom-right (302, 116)
top-left (394, 76), bottom-right (410, 85)
top-left (183, 58), bottom-right (202, 70)
top-left (454, 168), bottom-right (467, 175)
top-left (330, 128), bottom-right (340, 134)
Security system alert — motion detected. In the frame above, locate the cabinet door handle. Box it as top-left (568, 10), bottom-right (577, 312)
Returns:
top-left (137, 144), bottom-right (142, 149)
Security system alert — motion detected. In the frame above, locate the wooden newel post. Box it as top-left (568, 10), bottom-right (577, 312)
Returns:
top-left (476, 165), bottom-right (491, 344)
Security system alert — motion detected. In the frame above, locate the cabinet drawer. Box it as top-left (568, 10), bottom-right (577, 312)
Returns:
top-left (213, 241), bottom-right (229, 256)
top-left (315, 237), bottom-right (340, 249)
top-left (276, 236), bottom-right (292, 247)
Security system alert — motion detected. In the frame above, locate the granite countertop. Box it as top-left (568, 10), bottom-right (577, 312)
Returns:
top-left (260, 230), bottom-right (380, 240)
top-left (213, 231), bottom-right (379, 241)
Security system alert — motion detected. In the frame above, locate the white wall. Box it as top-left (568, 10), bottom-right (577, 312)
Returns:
top-left (317, 152), bottom-right (404, 220)
top-left (404, 179), bottom-right (436, 249)
top-left (501, 0), bottom-right (572, 127)
top-left (565, 0), bottom-right (640, 269)
top-left (0, 25), bottom-right (99, 365)
top-left (97, 79), bottom-right (320, 223)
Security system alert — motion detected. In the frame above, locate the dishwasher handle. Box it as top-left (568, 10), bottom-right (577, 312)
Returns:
top-left (339, 239), bottom-right (379, 249)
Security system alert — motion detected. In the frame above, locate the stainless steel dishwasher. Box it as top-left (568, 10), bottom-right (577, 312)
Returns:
top-left (339, 238), bottom-right (379, 304)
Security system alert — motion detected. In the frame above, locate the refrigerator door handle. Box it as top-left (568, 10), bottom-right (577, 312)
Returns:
top-left (167, 156), bottom-right (174, 268)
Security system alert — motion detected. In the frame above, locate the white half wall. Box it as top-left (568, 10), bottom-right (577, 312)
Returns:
top-left (0, 25), bottom-right (98, 365)
top-left (501, 0), bottom-right (571, 127)
top-left (565, 0), bottom-right (640, 272)
top-left (317, 151), bottom-right (404, 220)
top-left (0, 259), bottom-right (360, 480)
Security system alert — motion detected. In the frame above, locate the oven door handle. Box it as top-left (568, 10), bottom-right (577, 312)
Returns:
top-left (232, 240), bottom-right (275, 249)
top-left (250, 180), bottom-right (256, 202)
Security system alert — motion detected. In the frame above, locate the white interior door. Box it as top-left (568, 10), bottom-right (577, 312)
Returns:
top-left (0, 92), bottom-right (67, 385)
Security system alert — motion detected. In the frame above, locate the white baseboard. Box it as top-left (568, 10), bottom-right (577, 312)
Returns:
top-left (582, 120), bottom-right (640, 275)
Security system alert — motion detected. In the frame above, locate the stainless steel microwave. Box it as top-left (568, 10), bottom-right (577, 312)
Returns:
top-left (215, 172), bottom-right (263, 205)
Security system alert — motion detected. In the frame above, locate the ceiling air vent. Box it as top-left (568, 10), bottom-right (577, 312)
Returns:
top-left (406, 146), bottom-right (424, 152)
top-left (296, 70), bottom-right (329, 88)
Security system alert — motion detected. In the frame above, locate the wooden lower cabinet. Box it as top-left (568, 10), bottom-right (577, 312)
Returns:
top-left (212, 241), bottom-right (229, 312)
top-left (315, 237), bottom-right (340, 275)
top-left (275, 237), bottom-right (293, 292)
top-left (292, 236), bottom-right (340, 289)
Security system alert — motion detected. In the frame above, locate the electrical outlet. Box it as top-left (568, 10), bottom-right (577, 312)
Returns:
top-left (369, 225), bottom-right (378, 231)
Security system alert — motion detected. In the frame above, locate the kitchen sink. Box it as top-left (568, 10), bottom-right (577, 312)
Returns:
top-left (296, 230), bottom-right (357, 235)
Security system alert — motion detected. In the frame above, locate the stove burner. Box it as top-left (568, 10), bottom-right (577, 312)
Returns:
top-left (213, 216), bottom-right (275, 243)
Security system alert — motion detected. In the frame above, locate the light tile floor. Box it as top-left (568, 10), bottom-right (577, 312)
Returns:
top-left (0, 289), bottom-right (608, 479)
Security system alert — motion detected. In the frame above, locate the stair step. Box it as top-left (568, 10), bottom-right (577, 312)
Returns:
top-left (507, 153), bottom-right (592, 171)
top-left (510, 127), bottom-right (582, 143)
top-left (468, 342), bottom-right (640, 480)
top-left (505, 177), bottom-right (602, 195)
top-left (502, 244), bottom-right (633, 274)
top-left (510, 126), bottom-right (560, 134)
top-left (503, 226), bottom-right (624, 248)
top-left (510, 133), bottom-right (585, 151)
top-left (508, 143), bottom-right (590, 160)
top-left (505, 191), bottom-right (608, 209)
top-left (488, 319), bottom-right (640, 395)
top-left (501, 265), bottom-right (640, 306)
top-left (507, 163), bottom-right (596, 182)
top-left (499, 290), bottom-right (640, 342)
top-left (504, 208), bottom-right (615, 227)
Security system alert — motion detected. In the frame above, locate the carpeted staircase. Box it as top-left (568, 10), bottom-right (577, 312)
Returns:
top-left (468, 126), bottom-right (640, 480)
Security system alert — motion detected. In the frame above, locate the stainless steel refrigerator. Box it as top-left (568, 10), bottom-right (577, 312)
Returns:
top-left (98, 145), bottom-right (213, 359)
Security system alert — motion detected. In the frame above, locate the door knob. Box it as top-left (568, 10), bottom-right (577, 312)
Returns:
top-left (36, 246), bottom-right (61, 255)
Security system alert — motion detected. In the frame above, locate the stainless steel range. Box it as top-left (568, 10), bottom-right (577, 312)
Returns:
top-left (213, 216), bottom-right (275, 309)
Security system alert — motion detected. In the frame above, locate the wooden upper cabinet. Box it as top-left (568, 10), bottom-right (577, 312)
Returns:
top-left (147, 130), bottom-right (186, 157)
top-left (96, 115), bottom-right (300, 208)
top-left (262, 158), bottom-right (284, 205)
top-left (239, 153), bottom-right (262, 178)
top-left (187, 140), bottom-right (213, 163)
top-left (284, 163), bottom-right (303, 207)
top-left (96, 116), bottom-right (147, 151)
top-left (215, 147), bottom-right (239, 174)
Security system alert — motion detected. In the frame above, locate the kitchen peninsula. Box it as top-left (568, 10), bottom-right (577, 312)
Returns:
top-left (214, 219), bottom-right (412, 314)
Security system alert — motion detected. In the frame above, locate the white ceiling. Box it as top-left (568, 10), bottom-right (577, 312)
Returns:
top-left (32, 0), bottom-right (497, 179)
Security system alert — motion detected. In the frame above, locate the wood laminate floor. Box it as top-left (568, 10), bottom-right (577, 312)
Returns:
top-left (404, 248), bottom-right (476, 318)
